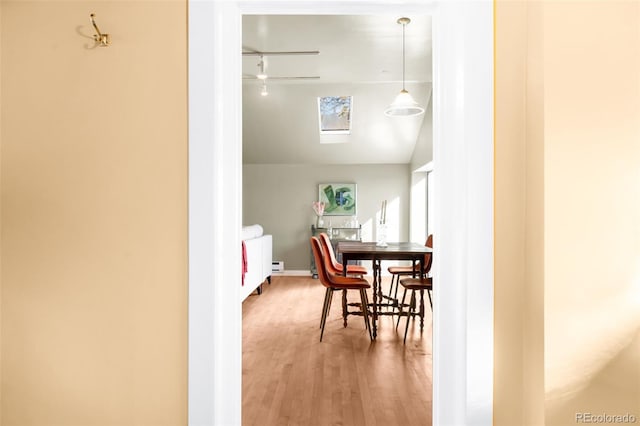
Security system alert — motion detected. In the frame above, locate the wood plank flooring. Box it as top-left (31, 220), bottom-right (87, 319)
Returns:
top-left (242, 275), bottom-right (433, 426)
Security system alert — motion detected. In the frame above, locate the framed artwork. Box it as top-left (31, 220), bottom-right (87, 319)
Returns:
top-left (317, 96), bottom-right (353, 134)
top-left (318, 183), bottom-right (357, 216)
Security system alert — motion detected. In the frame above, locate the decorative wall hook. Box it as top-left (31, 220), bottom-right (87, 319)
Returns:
top-left (90, 13), bottom-right (110, 47)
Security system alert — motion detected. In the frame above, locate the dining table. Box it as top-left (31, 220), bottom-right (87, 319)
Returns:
top-left (337, 241), bottom-right (432, 339)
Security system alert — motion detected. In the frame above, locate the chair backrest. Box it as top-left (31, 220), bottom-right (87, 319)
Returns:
top-left (423, 253), bottom-right (433, 275)
top-left (318, 233), bottom-right (341, 274)
top-left (423, 234), bottom-right (434, 275)
top-left (310, 236), bottom-right (332, 289)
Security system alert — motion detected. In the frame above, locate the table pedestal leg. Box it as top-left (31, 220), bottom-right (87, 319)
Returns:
top-left (372, 259), bottom-right (381, 339)
top-left (342, 289), bottom-right (348, 328)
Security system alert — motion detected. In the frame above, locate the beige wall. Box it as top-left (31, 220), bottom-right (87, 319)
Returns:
top-left (543, 2), bottom-right (640, 423)
top-left (495, 1), bottom-right (640, 424)
top-left (0, 0), bottom-right (3, 420)
top-left (495, 2), bottom-right (528, 423)
top-left (1, 1), bottom-right (187, 425)
top-left (495, 2), bottom-right (546, 424)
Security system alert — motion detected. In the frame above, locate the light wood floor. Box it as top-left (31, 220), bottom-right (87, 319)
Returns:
top-left (242, 275), bottom-right (433, 426)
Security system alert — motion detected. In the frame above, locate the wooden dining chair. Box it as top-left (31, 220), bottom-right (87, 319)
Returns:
top-left (396, 276), bottom-right (432, 344)
top-left (318, 232), bottom-right (368, 328)
top-left (310, 236), bottom-right (372, 342)
top-left (318, 232), bottom-right (368, 276)
top-left (395, 236), bottom-right (434, 344)
top-left (386, 234), bottom-right (432, 307)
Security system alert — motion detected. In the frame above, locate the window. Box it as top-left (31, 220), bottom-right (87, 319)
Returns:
top-left (318, 96), bottom-right (352, 134)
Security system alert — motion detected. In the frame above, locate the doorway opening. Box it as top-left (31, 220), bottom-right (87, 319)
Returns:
top-left (188, 2), bottom-right (494, 425)
top-left (242, 13), bottom-right (433, 425)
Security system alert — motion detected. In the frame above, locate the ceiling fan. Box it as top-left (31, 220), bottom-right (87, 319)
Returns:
top-left (242, 50), bottom-right (320, 95)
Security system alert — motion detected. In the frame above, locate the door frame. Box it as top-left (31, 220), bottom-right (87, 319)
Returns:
top-left (188, 1), bottom-right (494, 425)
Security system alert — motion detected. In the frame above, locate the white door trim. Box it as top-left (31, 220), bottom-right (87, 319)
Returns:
top-left (188, 2), bottom-right (494, 425)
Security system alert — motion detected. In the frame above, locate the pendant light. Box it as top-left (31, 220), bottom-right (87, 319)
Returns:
top-left (384, 17), bottom-right (425, 117)
top-left (257, 55), bottom-right (268, 96)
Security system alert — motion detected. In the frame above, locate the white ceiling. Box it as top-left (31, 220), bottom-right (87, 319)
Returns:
top-left (242, 15), bottom-right (433, 165)
top-left (242, 15), bottom-right (432, 84)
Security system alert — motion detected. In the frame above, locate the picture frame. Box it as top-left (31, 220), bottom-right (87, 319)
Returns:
top-left (317, 96), bottom-right (353, 134)
top-left (318, 183), bottom-right (357, 216)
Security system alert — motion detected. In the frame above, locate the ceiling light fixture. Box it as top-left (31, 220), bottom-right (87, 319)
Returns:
top-left (256, 55), bottom-right (267, 80)
top-left (384, 17), bottom-right (425, 117)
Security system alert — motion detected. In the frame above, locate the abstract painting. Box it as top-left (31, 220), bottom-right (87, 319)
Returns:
top-left (318, 183), bottom-right (357, 216)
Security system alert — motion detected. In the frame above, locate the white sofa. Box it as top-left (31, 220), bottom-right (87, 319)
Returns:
top-left (241, 225), bottom-right (273, 301)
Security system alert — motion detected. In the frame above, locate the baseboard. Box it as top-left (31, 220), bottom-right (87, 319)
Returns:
top-left (272, 270), bottom-right (312, 276)
top-left (272, 269), bottom-right (394, 276)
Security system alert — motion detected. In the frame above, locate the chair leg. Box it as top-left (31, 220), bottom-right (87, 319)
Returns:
top-left (386, 274), bottom-right (397, 311)
top-left (396, 288), bottom-right (408, 331)
top-left (419, 288), bottom-right (425, 332)
top-left (403, 290), bottom-right (416, 344)
top-left (320, 287), bottom-right (334, 342)
top-left (428, 289), bottom-right (432, 309)
top-left (320, 287), bottom-right (331, 329)
top-left (392, 275), bottom-right (401, 306)
top-left (360, 289), bottom-right (373, 341)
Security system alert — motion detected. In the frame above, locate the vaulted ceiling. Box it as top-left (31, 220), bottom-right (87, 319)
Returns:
top-left (242, 15), bottom-right (433, 165)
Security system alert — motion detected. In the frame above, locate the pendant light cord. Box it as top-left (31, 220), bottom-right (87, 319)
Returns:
top-left (385, 17), bottom-right (424, 117)
top-left (402, 21), bottom-right (406, 91)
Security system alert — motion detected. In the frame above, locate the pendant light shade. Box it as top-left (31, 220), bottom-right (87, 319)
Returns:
top-left (385, 17), bottom-right (424, 117)
top-left (385, 89), bottom-right (425, 117)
